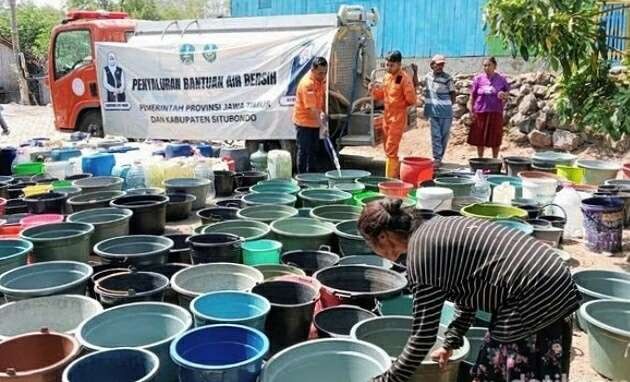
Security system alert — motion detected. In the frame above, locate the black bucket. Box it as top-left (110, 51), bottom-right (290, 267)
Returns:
top-left (469, 158), bottom-right (503, 174)
top-left (252, 280), bottom-right (318, 355)
top-left (88, 264), bottom-right (130, 299)
top-left (8, 182), bottom-right (35, 199)
top-left (511, 199), bottom-right (541, 219)
top-left (436, 209), bottom-right (462, 217)
top-left (165, 193), bottom-right (195, 222)
top-left (214, 171), bottom-right (235, 197)
top-left (281, 248), bottom-right (340, 276)
top-left (164, 234), bottom-right (192, 263)
top-left (66, 173), bottom-right (93, 181)
top-left (138, 263), bottom-right (191, 304)
top-left (196, 207), bottom-right (240, 225)
top-left (94, 270), bottom-right (169, 307)
top-left (234, 171), bottom-right (267, 188)
top-left (313, 305), bottom-right (376, 338)
top-left (23, 192), bottom-right (68, 214)
top-left (503, 156), bottom-right (532, 177)
top-left (31, 174), bottom-right (58, 184)
top-left (110, 194), bottom-right (168, 235)
top-left (215, 199), bottom-right (244, 208)
top-left (186, 233), bottom-right (242, 264)
top-left (5, 198), bottom-right (28, 215)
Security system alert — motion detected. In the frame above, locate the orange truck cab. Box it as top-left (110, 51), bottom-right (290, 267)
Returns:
top-left (48, 11), bottom-right (135, 136)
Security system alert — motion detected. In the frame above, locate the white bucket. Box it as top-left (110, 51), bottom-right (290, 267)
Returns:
top-left (416, 187), bottom-right (454, 211)
top-left (45, 161), bottom-right (72, 179)
top-left (521, 178), bottom-right (557, 204)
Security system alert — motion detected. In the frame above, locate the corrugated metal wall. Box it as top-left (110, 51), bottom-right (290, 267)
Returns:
top-left (231, 0), bottom-right (491, 58)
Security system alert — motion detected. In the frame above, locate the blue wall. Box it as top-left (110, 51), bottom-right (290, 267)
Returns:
top-left (231, 0), bottom-right (490, 58)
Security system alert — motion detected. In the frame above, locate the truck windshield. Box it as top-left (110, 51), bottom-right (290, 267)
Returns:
top-left (54, 30), bottom-right (92, 79)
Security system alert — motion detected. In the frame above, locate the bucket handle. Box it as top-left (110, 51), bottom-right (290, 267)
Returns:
top-left (333, 290), bottom-right (356, 299)
top-left (540, 203), bottom-right (567, 220)
top-left (625, 343), bottom-right (630, 358)
top-left (319, 244), bottom-right (332, 252)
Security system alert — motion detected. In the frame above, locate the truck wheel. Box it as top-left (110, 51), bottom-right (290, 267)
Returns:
top-left (78, 110), bottom-right (104, 138)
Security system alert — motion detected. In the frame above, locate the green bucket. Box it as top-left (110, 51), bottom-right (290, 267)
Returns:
top-left (355, 193), bottom-right (414, 208)
top-left (270, 217), bottom-right (334, 252)
top-left (250, 183), bottom-right (301, 195)
top-left (434, 177), bottom-right (475, 197)
top-left (334, 219), bottom-right (372, 256)
top-left (201, 220), bottom-right (270, 242)
top-left (294, 173), bottom-right (329, 188)
top-left (310, 204), bottom-right (362, 224)
top-left (333, 182), bottom-right (365, 195)
top-left (52, 180), bottom-right (72, 189)
top-left (298, 189), bottom-right (353, 208)
top-left (556, 165), bottom-right (585, 184)
top-left (236, 205), bottom-right (298, 223)
top-left (12, 162), bottom-right (44, 176)
top-left (358, 176), bottom-right (397, 193)
top-left (242, 192), bottom-right (297, 207)
top-left (19, 222), bottom-right (94, 263)
top-left (242, 239), bottom-right (283, 266)
top-left (461, 203), bottom-right (528, 220)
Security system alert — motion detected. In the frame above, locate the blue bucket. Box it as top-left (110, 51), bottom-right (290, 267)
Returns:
top-left (0, 238), bottom-right (32, 275)
top-left (76, 302), bottom-right (192, 382)
top-left (82, 153), bottom-right (115, 176)
top-left (63, 348), bottom-right (159, 382)
top-left (191, 291), bottom-right (271, 330)
top-left (170, 324), bottom-right (269, 382)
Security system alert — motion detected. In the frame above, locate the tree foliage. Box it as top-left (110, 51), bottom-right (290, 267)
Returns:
top-left (66, 0), bottom-right (208, 20)
top-left (485, 0), bottom-right (629, 139)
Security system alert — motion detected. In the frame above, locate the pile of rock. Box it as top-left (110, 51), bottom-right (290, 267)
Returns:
top-left (417, 71), bottom-right (584, 151)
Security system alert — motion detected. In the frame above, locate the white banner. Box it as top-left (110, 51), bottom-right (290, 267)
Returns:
top-left (95, 27), bottom-right (336, 140)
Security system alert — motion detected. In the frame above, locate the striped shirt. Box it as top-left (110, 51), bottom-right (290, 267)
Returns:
top-left (374, 217), bottom-right (580, 382)
top-left (422, 71), bottom-right (455, 118)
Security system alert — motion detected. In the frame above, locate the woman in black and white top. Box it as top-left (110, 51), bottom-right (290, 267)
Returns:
top-left (358, 199), bottom-right (580, 382)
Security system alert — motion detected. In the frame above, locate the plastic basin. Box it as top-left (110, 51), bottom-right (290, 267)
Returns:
top-left (270, 217), bottom-right (334, 252)
top-left (250, 183), bottom-right (300, 195)
top-left (337, 255), bottom-right (393, 269)
top-left (461, 203), bottom-right (528, 220)
top-left (280, 249), bottom-right (340, 276)
top-left (62, 348), bottom-right (159, 382)
top-left (23, 191), bottom-right (68, 214)
top-left (335, 219), bottom-right (372, 256)
top-left (201, 220), bottom-right (270, 242)
top-left (294, 173), bottom-right (329, 187)
top-left (191, 291), bottom-right (271, 330)
top-left (254, 264), bottom-right (306, 280)
top-left (67, 190), bottom-right (127, 213)
top-left (170, 324), bottom-right (268, 382)
top-left (236, 205), bottom-right (298, 223)
top-left (73, 176), bottom-right (123, 193)
top-left (163, 177), bottom-right (210, 210)
top-left (469, 158), bottom-right (503, 174)
top-left (0, 238), bottom-right (32, 275)
top-left (20, 222), bottom-right (94, 263)
top-left (0, 329), bottom-right (80, 381)
top-left (0, 261), bottom-right (93, 301)
top-left (325, 170), bottom-right (371, 183)
top-left (197, 207), bottom-right (240, 225)
top-left (67, 207), bottom-right (132, 248)
top-left (351, 317), bottom-right (469, 381)
top-left (434, 177), bottom-right (475, 197)
top-left (187, 233), bottom-right (242, 264)
top-left (580, 300), bottom-right (630, 380)
top-left (0, 294), bottom-right (103, 340)
top-left (487, 175), bottom-right (523, 199)
top-left (577, 159), bottom-right (621, 186)
top-left (298, 189), bottom-right (353, 208)
top-left (76, 302), bottom-right (192, 382)
top-left (242, 239), bottom-right (283, 266)
top-left (573, 269), bottom-right (630, 329)
top-left (556, 165), bottom-right (585, 184)
top-left (94, 235), bottom-right (174, 267)
top-left (259, 338), bottom-right (391, 382)
top-left (532, 151), bottom-right (577, 167)
top-left (242, 192), bottom-right (297, 207)
top-left (95, 271), bottom-right (170, 308)
top-left (378, 181), bottom-right (413, 198)
top-left (359, 176), bottom-right (397, 192)
top-left (309, 204), bottom-right (362, 224)
top-left (314, 305), bottom-right (376, 338)
top-left (110, 194), bottom-right (168, 235)
top-left (171, 263), bottom-right (264, 308)
top-left (166, 193), bottom-right (196, 221)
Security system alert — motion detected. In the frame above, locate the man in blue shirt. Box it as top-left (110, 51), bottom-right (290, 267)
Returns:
top-left (422, 55), bottom-right (455, 168)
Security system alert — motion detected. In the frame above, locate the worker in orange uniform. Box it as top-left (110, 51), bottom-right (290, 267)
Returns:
top-left (293, 57), bottom-right (328, 173)
top-left (369, 51), bottom-right (417, 178)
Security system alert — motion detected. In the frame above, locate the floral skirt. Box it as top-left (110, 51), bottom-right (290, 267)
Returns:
top-left (470, 317), bottom-right (573, 382)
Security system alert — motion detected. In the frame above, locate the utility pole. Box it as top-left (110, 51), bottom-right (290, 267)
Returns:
top-left (8, 0), bottom-right (30, 105)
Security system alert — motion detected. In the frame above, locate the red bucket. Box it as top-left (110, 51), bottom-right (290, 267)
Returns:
top-left (378, 181), bottom-right (413, 198)
top-left (0, 198), bottom-right (6, 216)
top-left (624, 163), bottom-right (630, 179)
top-left (20, 214), bottom-right (64, 229)
top-left (401, 157), bottom-right (433, 186)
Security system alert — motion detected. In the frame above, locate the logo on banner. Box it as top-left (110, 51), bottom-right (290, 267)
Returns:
top-left (202, 43), bottom-right (218, 63)
top-left (180, 44), bottom-right (196, 64)
top-left (280, 41), bottom-right (315, 106)
top-left (102, 52), bottom-right (130, 111)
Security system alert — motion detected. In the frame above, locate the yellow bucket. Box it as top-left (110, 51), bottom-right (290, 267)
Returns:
top-left (556, 165), bottom-right (584, 184)
top-left (22, 184), bottom-right (53, 197)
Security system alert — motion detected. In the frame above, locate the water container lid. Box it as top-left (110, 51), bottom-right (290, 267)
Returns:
top-left (416, 187), bottom-right (454, 199)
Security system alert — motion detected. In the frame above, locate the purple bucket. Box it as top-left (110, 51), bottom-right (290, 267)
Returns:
top-left (581, 197), bottom-right (624, 253)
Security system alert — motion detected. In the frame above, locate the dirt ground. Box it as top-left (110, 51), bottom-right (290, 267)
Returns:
top-left (1, 104), bottom-right (629, 381)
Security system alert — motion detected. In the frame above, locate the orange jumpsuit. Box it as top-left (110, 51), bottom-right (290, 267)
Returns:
top-left (372, 70), bottom-right (417, 178)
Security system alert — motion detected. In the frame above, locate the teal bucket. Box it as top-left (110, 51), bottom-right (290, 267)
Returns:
top-left (202, 220), bottom-right (271, 242)
top-left (0, 239), bottom-right (32, 275)
top-left (580, 300), bottom-right (630, 380)
top-left (259, 338), bottom-right (391, 382)
top-left (572, 269), bottom-right (630, 330)
top-left (298, 189), bottom-right (353, 208)
top-left (334, 220), bottom-right (372, 256)
top-left (236, 205), bottom-right (299, 223)
top-left (270, 217), bottom-right (334, 252)
top-left (434, 177), bottom-right (475, 197)
top-left (63, 348), bottom-right (160, 382)
top-left (250, 183), bottom-right (301, 195)
top-left (577, 159), bottom-right (621, 186)
top-left (67, 207), bottom-right (132, 248)
top-left (294, 173), bottom-right (329, 188)
top-left (190, 291), bottom-right (271, 330)
top-left (351, 317), bottom-right (470, 382)
top-left (242, 192), bottom-right (297, 207)
top-left (310, 204), bottom-right (362, 224)
top-left (20, 222), bottom-right (94, 263)
top-left (334, 182), bottom-right (366, 195)
top-left (242, 239), bottom-right (283, 266)
top-left (76, 302), bottom-right (192, 382)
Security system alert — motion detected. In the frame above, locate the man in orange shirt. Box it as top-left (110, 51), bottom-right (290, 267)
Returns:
top-left (369, 51), bottom-right (417, 178)
top-left (292, 57), bottom-right (328, 173)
